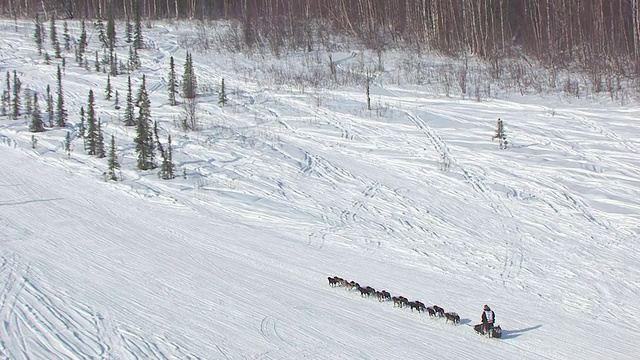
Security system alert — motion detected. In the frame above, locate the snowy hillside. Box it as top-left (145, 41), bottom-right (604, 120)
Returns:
top-left (1, 19), bottom-right (640, 359)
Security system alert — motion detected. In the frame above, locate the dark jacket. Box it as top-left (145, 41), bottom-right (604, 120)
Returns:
top-left (482, 309), bottom-right (495, 324)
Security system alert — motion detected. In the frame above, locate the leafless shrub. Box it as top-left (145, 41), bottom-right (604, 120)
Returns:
top-left (181, 98), bottom-right (199, 131)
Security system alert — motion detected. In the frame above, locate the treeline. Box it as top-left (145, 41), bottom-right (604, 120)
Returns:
top-left (2, 0), bottom-right (639, 75)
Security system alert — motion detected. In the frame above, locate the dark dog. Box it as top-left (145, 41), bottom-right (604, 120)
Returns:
top-left (347, 281), bottom-right (359, 290)
top-left (410, 301), bottom-right (426, 312)
top-left (392, 296), bottom-right (409, 307)
top-left (445, 312), bottom-right (460, 325)
top-left (357, 285), bottom-right (375, 297)
top-left (327, 276), bottom-right (341, 287)
top-left (376, 290), bottom-right (391, 302)
top-left (426, 307), bottom-right (436, 317)
top-left (433, 305), bottom-right (445, 317)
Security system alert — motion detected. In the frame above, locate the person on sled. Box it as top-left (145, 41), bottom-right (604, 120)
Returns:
top-left (481, 304), bottom-right (495, 334)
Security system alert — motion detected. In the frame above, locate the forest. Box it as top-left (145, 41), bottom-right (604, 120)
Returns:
top-left (0, 0), bottom-right (639, 78)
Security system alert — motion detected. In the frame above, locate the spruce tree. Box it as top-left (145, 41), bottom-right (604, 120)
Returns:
top-left (106, 11), bottom-right (116, 52)
top-left (5, 71), bottom-right (10, 94)
top-left (77, 20), bottom-right (87, 64)
top-left (182, 52), bottom-right (197, 99)
top-left (161, 133), bottom-right (175, 179)
top-left (136, 73), bottom-right (147, 106)
top-left (2, 72), bottom-right (10, 117)
top-left (34, 14), bottom-right (43, 55)
top-left (23, 88), bottom-right (32, 117)
top-left (492, 118), bottom-right (509, 150)
top-left (218, 78), bottom-right (227, 106)
top-left (128, 46), bottom-right (140, 71)
top-left (86, 89), bottom-right (97, 155)
top-left (94, 50), bottom-right (101, 72)
top-left (125, 20), bottom-right (133, 44)
top-left (105, 74), bottom-right (112, 100)
top-left (63, 21), bottom-right (71, 51)
top-left (29, 93), bottom-right (44, 132)
top-left (56, 65), bottom-right (67, 127)
top-left (123, 76), bottom-right (135, 126)
top-left (64, 131), bottom-right (71, 158)
top-left (155, 122), bottom-right (175, 180)
top-left (133, 5), bottom-right (144, 49)
top-left (79, 106), bottom-right (86, 139)
top-left (168, 56), bottom-right (177, 106)
top-left (166, 134), bottom-right (175, 179)
top-left (134, 75), bottom-right (154, 170)
top-left (107, 135), bottom-right (120, 181)
top-left (114, 90), bottom-right (120, 110)
top-left (50, 15), bottom-right (61, 58)
top-left (95, 17), bottom-right (107, 48)
top-left (12, 71), bottom-right (21, 119)
top-left (46, 85), bottom-right (54, 126)
top-left (0, 90), bottom-right (6, 116)
top-left (95, 119), bottom-right (106, 158)
top-left (111, 52), bottom-right (119, 76)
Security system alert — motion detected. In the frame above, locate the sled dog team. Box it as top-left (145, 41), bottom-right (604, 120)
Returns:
top-left (328, 276), bottom-right (500, 337)
top-left (327, 276), bottom-right (461, 324)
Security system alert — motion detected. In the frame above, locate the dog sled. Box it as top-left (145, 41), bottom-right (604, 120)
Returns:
top-left (473, 323), bottom-right (502, 338)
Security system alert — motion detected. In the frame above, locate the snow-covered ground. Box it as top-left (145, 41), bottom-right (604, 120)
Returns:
top-left (1, 19), bottom-right (639, 359)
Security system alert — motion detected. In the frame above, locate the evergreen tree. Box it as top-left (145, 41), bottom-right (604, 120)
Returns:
top-left (12, 70), bottom-right (21, 119)
top-left (0, 90), bottom-right (6, 116)
top-left (168, 55), bottom-right (177, 106)
top-left (64, 131), bottom-right (71, 158)
top-left (134, 74), bottom-right (154, 170)
top-left (110, 52), bottom-right (119, 76)
top-left (105, 74), bottom-right (112, 100)
top-left (165, 133), bottom-right (175, 179)
top-left (23, 88), bottom-right (32, 117)
top-left (46, 84), bottom-right (54, 126)
top-left (133, 5), bottom-right (144, 49)
top-left (79, 106), bottom-right (86, 139)
top-left (95, 17), bottom-right (107, 48)
top-left (125, 20), bottom-right (133, 44)
top-left (136, 72), bottom-right (147, 105)
top-left (107, 134), bottom-right (120, 181)
top-left (94, 50), bottom-right (101, 72)
top-left (63, 21), bottom-right (71, 51)
top-left (95, 119), bottom-right (106, 158)
top-left (34, 14), bottom-right (43, 55)
top-left (123, 76), bottom-right (135, 126)
top-left (114, 90), bottom-right (120, 109)
top-left (50, 15), bottom-right (61, 58)
top-left (2, 72), bottom-right (10, 117)
top-left (155, 125), bottom-right (175, 180)
top-left (182, 52), bottom-right (197, 99)
top-left (128, 46), bottom-right (140, 71)
top-left (80, 20), bottom-right (88, 50)
top-left (492, 118), bottom-right (509, 150)
top-left (77, 20), bottom-right (87, 64)
top-left (56, 65), bottom-right (67, 127)
top-left (29, 93), bottom-right (44, 132)
top-left (218, 78), bottom-right (227, 106)
top-left (30, 93), bottom-right (44, 132)
top-left (106, 10), bottom-right (116, 52)
top-left (86, 89), bottom-right (98, 155)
